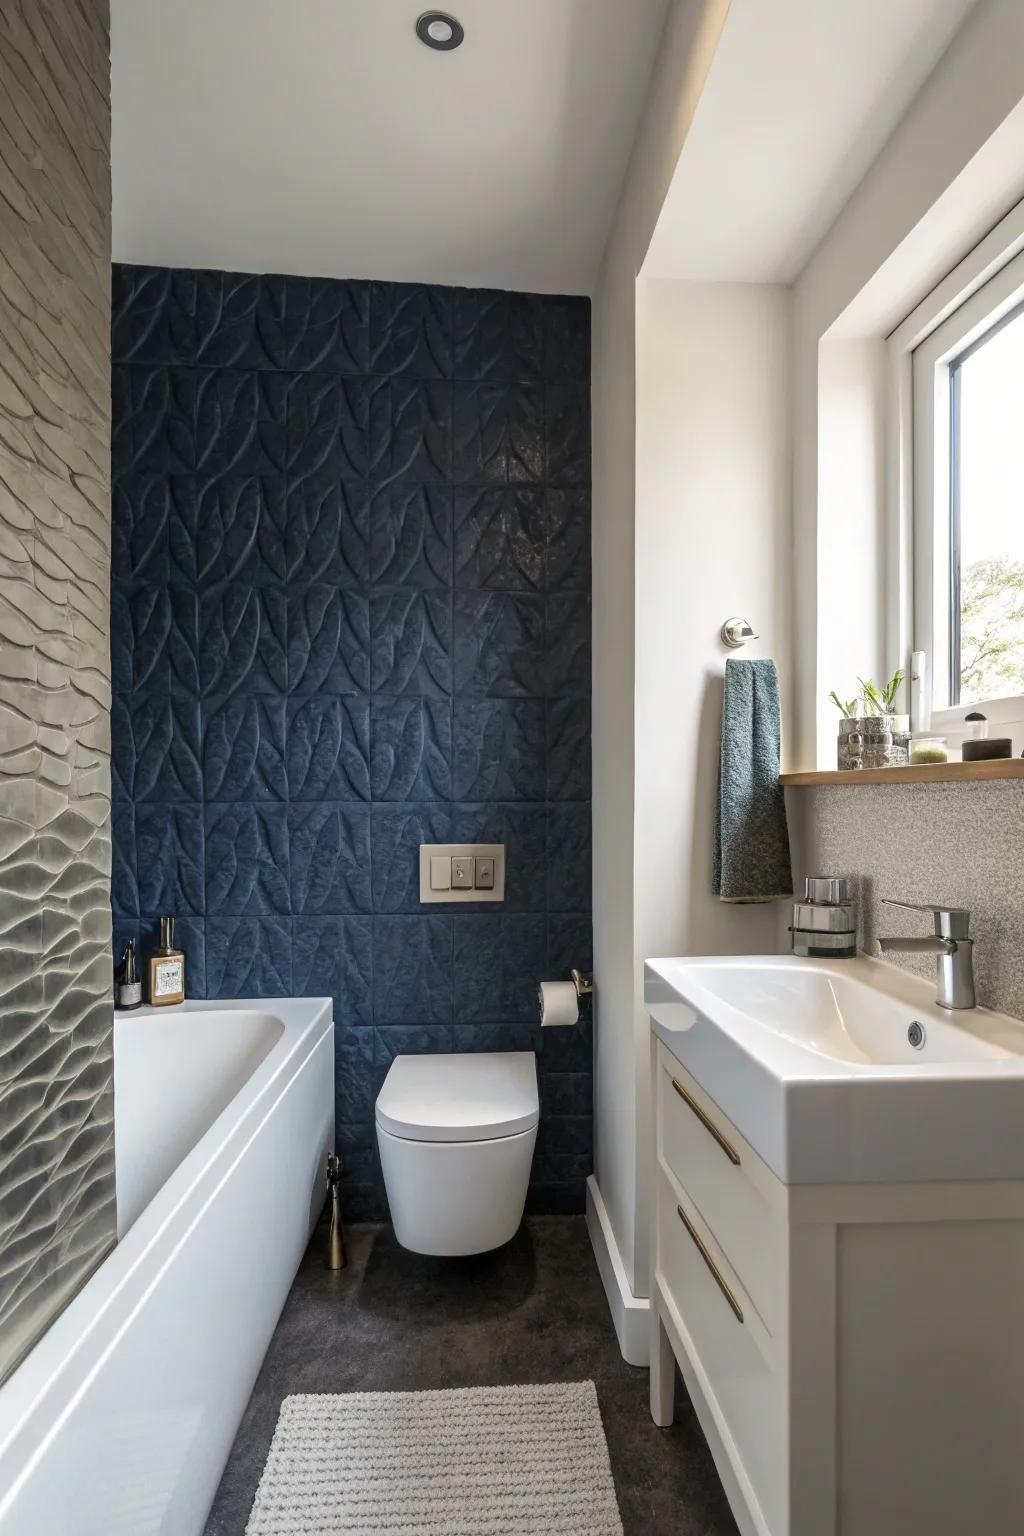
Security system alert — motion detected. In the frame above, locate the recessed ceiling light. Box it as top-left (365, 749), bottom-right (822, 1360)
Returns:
top-left (416, 11), bottom-right (464, 51)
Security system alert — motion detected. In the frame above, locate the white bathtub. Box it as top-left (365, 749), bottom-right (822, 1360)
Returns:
top-left (0, 997), bottom-right (333, 1536)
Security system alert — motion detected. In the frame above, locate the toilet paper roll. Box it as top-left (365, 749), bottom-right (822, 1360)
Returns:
top-left (539, 979), bottom-right (579, 1028)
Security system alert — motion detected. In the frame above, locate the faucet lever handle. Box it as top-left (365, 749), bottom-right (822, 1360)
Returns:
top-left (881, 899), bottom-right (970, 940)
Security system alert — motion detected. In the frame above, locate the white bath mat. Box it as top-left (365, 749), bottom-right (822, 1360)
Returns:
top-left (245, 1380), bottom-right (623, 1535)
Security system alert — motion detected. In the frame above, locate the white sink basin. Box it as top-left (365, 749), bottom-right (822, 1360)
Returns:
top-left (646, 953), bottom-right (1024, 1184)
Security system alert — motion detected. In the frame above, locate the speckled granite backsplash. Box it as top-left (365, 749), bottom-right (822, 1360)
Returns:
top-left (792, 780), bottom-right (1024, 1020)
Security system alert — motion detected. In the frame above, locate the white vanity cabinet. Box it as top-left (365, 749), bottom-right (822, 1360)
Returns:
top-left (649, 1035), bottom-right (1024, 1536)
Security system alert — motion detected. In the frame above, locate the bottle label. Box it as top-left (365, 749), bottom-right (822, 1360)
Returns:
top-left (117, 982), bottom-right (142, 1008)
top-left (153, 959), bottom-right (183, 998)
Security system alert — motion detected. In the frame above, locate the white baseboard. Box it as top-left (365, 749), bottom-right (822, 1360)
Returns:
top-left (585, 1175), bottom-right (650, 1367)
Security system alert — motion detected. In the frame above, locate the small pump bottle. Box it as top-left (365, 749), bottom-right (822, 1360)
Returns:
top-left (115, 937), bottom-right (142, 1010)
top-left (148, 916), bottom-right (185, 1006)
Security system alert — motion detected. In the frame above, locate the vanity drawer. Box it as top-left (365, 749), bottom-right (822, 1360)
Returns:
top-left (657, 1047), bottom-right (783, 1330)
top-left (656, 1171), bottom-right (783, 1527)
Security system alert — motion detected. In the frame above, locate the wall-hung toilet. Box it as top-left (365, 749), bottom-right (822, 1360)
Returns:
top-left (376, 1052), bottom-right (538, 1256)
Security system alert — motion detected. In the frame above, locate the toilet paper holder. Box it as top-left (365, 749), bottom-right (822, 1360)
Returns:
top-left (569, 968), bottom-right (594, 999)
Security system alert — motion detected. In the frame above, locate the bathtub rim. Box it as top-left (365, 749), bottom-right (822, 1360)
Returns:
top-left (0, 995), bottom-right (332, 1502)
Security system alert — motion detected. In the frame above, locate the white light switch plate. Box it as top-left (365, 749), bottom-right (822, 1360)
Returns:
top-left (419, 843), bottom-right (505, 902)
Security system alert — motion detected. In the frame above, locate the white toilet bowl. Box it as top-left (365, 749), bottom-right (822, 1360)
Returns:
top-left (375, 1051), bottom-right (538, 1256)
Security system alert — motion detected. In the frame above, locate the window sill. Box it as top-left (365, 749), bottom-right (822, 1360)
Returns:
top-left (781, 760), bottom-right (1024, 787)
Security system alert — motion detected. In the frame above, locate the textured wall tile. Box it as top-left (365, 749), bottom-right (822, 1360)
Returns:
top-left (545, 488), bottom-right (590, 591)
top-left (288, 373), bottom-right (368, 481)
top-left (112, 365), bottom-right (194, 474)
top-left (287, 696), bottom-right (371, 801)
top-left (452, 699), bottom-right (546, 801)
top-left (545, 383), bottom-right (591, 484)
top-left (452, 1022), bottom-right (539, 1054)
top-left (283, 477), bottom-right (369, 586)
top-left (111, 585), bottom-right (199, 697)
top-left (112, 264), bottom-right (195, 365)
top-left (110, 802), bottom-right (138, 915)
top-left (368, 377), bottom-right (451, 482)
top-left (454, 591), bottom-right (545, 696)
top-left (454, 915), bottom-right (547, 1023)
top-left (453, 382), bottom-right (544, 483)
top-left (292, 917), bottom-right (372, 1028)
top-left (195, 368), bottom-right (289, 476)
top-left (543, 297), bottom-right (591, 382)
top-left (111, 474), bottom-right (177, 581)
top-left (371, 697), bottom-right (451, 801)
top-left (288, 804), bottom-right (372, 914)
top-left (370, 283), bottom-right (452, 378)
top-left (370, 483), bottom-right (451, 588)
top-left (546, 593), bottom-right (591, 696)
top-left (204, 695), bottom-right (287, 801)
top-left (546, 698), bottom-right (590, 801)
top-left (200, 585), bottom-right (287, 697)
top-left (547, 804), bottom-right (592, 912)
top-left (136, 803), bottom-right (205, 914)
top-left (454, 487), bottom-right (545, 591)
top-left (373, 916), bottom-right (452, 1025)
top-left (371, 805), bottom-right (452, 913)
top-left (112, 693), bottom-right (202, 803)
top-left (288, 588), bottom-right (370, 695)
top-left (374, 1024), bottom-right (453, 1064)
top-left (195, 271), bottom-right (287, 370)
top-left (452, 290), bottom-right (544, 383)
top-left (371, 591), bottom-right (451, 696)
top-left (206, 916), bottom-right (291, 997)
top-left (205, 803), bottom-right (289, 914)
top-left (182, 475), bottom-right (282, 584)
top-left (285, 276), bottom-right (369, 375)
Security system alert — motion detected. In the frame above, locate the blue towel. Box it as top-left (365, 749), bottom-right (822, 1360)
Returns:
top-left (713, 658), bottom-right (793, 903)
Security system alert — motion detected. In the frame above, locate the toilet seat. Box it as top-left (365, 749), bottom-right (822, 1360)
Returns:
top-left (375, 1051), bottom-right (538, 1143)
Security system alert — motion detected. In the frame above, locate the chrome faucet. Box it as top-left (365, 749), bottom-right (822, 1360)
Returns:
top-left (877, 899), bottom-right (975, 1010)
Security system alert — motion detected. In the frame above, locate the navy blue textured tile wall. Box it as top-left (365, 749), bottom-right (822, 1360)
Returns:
top-left (110, 265), bottom-right (592, 1219)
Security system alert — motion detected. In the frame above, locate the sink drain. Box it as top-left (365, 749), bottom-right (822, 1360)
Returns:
top-left (907, 1020), bottom-right (926, 1050)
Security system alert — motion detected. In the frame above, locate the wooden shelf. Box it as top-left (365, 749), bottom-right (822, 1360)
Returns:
top-left (780, 759), bottom-right (1024, 787)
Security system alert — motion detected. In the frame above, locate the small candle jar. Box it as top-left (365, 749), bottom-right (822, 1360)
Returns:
top-left (910, 737), bottom-right (949, 765)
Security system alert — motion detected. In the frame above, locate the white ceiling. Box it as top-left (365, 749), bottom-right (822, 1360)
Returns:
top-left (111, 0), bottom-right (671, 295)
top-left (644, 0), bottom-right (981, 284)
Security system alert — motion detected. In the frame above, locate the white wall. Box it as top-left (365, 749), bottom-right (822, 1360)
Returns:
top-left (591, 0), bottom-right (731, 1297)
top-left (632, 277), bottom-right (792, 1286)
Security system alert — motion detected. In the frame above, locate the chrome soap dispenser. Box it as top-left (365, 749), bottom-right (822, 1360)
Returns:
top-left (791, 876), bottom-right (857, 958)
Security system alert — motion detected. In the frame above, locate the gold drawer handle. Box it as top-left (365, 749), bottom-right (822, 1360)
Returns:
top-left (677, 1205), bottom-right (744, 1324)
top-left (671, 1076), bottom-right (741, 1165)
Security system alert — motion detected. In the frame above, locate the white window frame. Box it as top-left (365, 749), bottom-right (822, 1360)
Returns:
top-left (888, 197), bottom-right (1024, 737)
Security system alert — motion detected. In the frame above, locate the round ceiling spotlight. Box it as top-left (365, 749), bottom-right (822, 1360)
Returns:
top-left (416, 11), bottom-right (464, 51)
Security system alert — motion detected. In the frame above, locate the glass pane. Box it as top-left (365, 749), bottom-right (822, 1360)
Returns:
top-left (953, 306), bottom-right (1024, 705)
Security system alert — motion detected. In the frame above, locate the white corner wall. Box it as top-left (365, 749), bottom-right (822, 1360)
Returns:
top-left (591, 0), bottom-right (731, 1312)
top-left (631, 278), bottom-right (792, 1297)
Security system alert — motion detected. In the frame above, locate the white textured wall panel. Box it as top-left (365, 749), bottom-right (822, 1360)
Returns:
top-left (0, 0), bottom-right (115, 1384)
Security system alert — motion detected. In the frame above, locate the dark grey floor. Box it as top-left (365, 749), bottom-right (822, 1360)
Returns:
top-left (205, 1215), bottom-right (740, 1536)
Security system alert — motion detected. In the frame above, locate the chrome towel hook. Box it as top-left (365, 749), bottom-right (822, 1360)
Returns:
top-left (720, 617), bottom-right (758, 649)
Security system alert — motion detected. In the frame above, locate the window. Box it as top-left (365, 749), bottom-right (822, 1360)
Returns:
top-left (949, 307), bottom-right (1024, 707)
top-left (909, 235), bottom-right (1024, 735)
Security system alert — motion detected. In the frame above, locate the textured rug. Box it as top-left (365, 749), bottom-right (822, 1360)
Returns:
top-left (245, 1380), bottom-right (624, 1535)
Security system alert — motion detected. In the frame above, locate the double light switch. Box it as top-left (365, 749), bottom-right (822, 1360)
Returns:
top-left (419, 844), bottom-right (505, 903)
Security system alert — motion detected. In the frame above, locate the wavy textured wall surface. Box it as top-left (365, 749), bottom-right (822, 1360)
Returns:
top-left (0, 1), bottom-right (115, 1383)
top-left (110, 267), bottom-right (593, 1218)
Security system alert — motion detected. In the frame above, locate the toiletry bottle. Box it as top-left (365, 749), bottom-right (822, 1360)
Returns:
top-left (115, 937), bottom-right (142, 1010)
top-left (148, 916), bottom-right (185, 1007)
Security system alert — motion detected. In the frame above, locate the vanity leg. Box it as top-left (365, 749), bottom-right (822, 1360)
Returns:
top-left (650, 1306), bottom-right (675, 1428)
